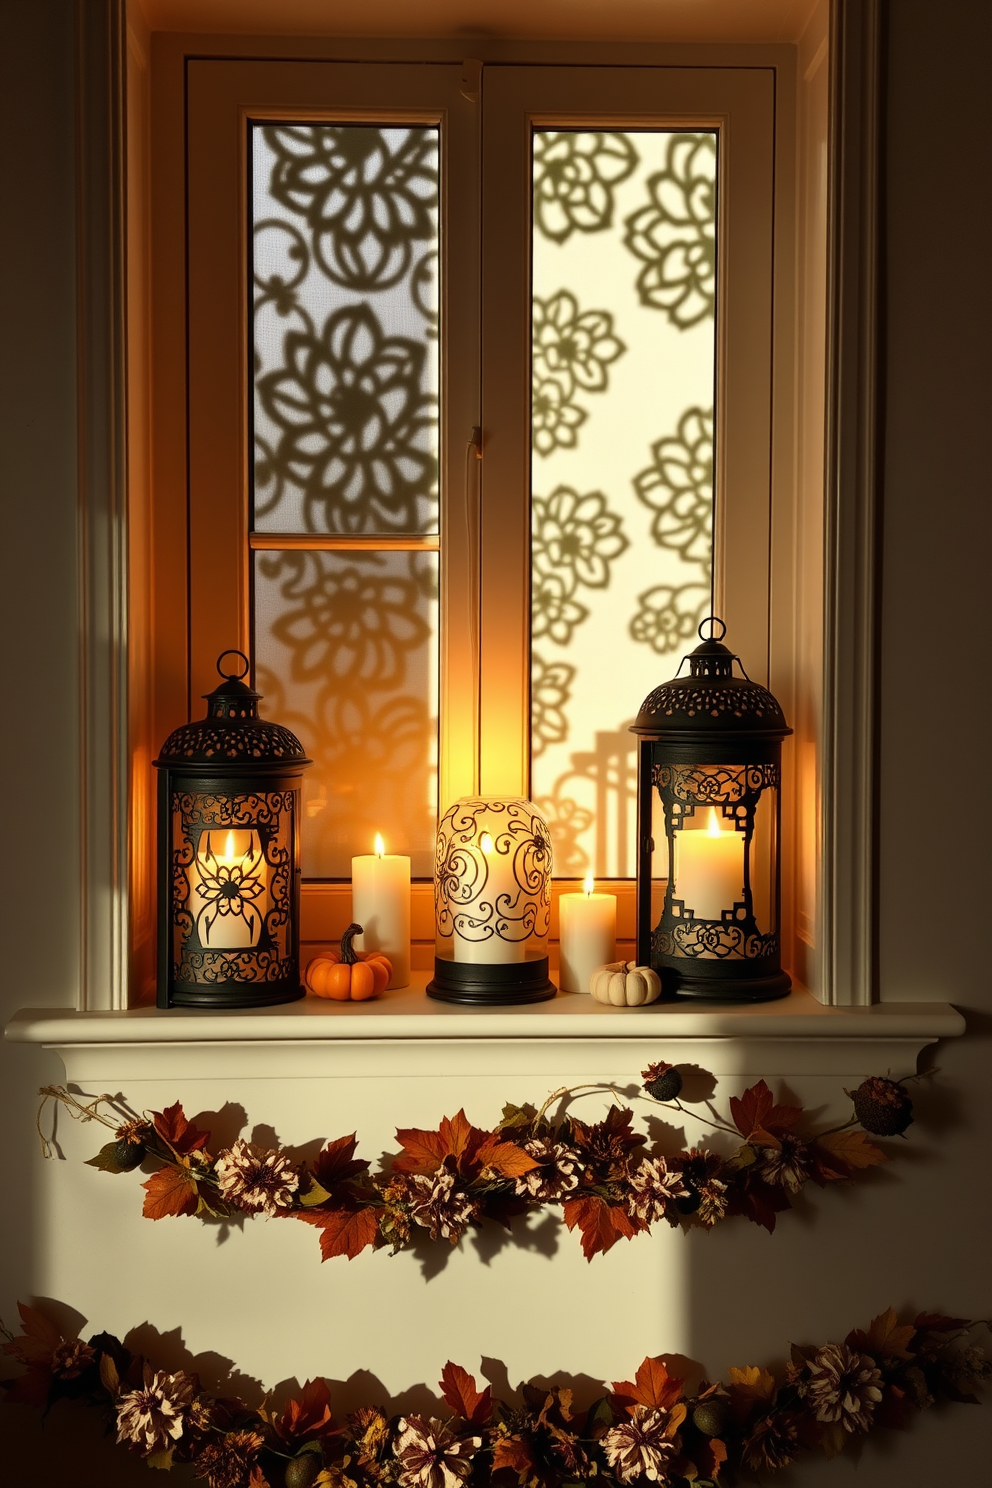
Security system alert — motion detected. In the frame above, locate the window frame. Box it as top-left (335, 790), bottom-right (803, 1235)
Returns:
top-left (74, 2), bottom-right (880, 1010)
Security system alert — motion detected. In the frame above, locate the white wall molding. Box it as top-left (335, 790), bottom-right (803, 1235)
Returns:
top-left (7, 979), bottom-right (963, 1082)
top-left (75, 0), bottom-right (130, 1011)
top-left (820, 0), bottom-right (882, 1004)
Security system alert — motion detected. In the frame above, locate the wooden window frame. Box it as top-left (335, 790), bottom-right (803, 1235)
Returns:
top-left (75, 1), bottom-right (880, 1011)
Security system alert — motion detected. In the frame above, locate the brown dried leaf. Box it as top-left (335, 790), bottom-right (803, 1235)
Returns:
top-left (439, 1361), bottom-right (492, 1425)
top-left (813, 1128), bottom-right (888, 1179)
top-left (846, 1307), bottom-right (916, 1360)
top-left (9, 1303), bottom-right (63, 1361)
top-left (730, 1081), bottom-right (803, 1142)
top-left (562, 1195), bottom-right (637, 1260)
top-left (140, 1164), bottom-right (199, 1220)
top-left (85, 1141), bottom-right (131, 1174)
top-left (474, 1135), bottom-right (540, 1179)
top-left (612, 1357), bottom-right (684, 1412)
top-left (492, 1434), bottom-right (535, 1476)
top-left (150, 1102), bottom-right (210, 1156)
top-left (392, 1126), bottom-right (449, 1176)
top-left (312, 1133), bottom-right (369, 1189)
top-left (275, 1377), bottom-right (335, 1442)
top-left (297, 1205), bottom-right (379, 1261)
top-left (726, 1364), bottom-right (777, 1417)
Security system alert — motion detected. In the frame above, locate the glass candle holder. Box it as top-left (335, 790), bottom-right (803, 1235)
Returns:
top-left (426, 796), bottom-right (556, 1005)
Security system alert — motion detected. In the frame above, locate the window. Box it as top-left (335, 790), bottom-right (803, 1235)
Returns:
top-left (166, 57), bottom-right (779, 970)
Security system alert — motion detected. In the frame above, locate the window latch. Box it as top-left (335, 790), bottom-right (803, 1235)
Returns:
top-left (460, 58), bottom-right (483, 103)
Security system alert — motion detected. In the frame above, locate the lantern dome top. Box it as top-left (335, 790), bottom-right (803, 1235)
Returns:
top-left (630, 618), bottom-right (791, 740)
top-left (155, 650), bottom-right (311, 767)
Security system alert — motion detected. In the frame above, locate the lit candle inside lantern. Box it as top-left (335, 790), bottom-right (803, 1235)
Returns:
top-left (558, 873), bottom-right (617, 994)
top-left (451, 827), bottom-right (529, 964)
top-left (188, 829), bottom-right (269, 949)
top-left (674, 809), bottom-right (744, 922)
top-left (351, 833), bottom-right (411, 987)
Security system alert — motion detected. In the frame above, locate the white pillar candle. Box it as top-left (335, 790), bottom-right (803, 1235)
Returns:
top-left (188, 829), bottom-right (269, 949)
top-left (675, 809), bottom-right (744, 922)
top-left (451, 831), bottom-right (528, 964)
top-left (558, 874), bottom-right (617, 993)
top-left (351, 834), bottom-right (411, 988)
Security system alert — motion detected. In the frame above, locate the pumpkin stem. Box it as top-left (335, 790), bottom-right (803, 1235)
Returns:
top-left (340, 922), bottom-right (363, 965)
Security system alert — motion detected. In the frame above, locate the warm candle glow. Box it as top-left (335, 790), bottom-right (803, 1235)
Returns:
top-left (374, 832), bottom-right (385, 857)
top-left (707, 808), bottom-right (723, 837)
top-left (480, 831), bottom-right (494, 855)
top-left (583, 872), bottom-right (595, 896)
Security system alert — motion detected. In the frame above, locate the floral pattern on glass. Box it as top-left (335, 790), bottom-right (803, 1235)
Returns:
top-left (531, 130), bottom-right (717, 877)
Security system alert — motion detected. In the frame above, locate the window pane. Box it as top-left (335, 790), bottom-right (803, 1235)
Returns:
top-left (251, 124), bottom-right (440, 535)
top-left (254, 549), bottom-right (439, 877)
top-left (530, 130), bottom-right (717, 878)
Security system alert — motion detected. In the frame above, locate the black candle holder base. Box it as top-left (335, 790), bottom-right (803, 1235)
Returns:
top-left (664, 969), bottom-right (792, 1003)
top-left (426, 956), bottom-right (557, 1006)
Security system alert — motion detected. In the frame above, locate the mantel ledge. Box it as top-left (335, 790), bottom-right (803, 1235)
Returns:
top-left (4, 981), bottom-right (964, 1081)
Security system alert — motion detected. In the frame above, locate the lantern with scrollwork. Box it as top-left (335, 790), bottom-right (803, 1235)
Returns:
top-left (154, 652), bottom-right (311, 1008)
top-left (426, 797), bottom-right (556, 1005)
top-left (630, 619), bottom-right (792, 1002)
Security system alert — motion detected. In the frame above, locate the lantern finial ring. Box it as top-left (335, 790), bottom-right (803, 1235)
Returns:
top-left (698, 615), bottom-right (727, 643)
top-left (216, 649), bottom-right (251, 682)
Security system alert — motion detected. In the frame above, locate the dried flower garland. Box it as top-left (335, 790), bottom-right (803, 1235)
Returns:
top-left (2, 1303), bottom-right (988, 1486)
top-left (37, 1069), bottom-right (915, 1263)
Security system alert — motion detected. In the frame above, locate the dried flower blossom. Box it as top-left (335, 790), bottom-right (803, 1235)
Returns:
top-left (351, 1405), bottom-right (392, 1469)
top-left (192, 1428), bottom-right (267, 1487)
top-left (805, 1342), bottom-right (883, 1432)
top-left (513, 1137), bottom-right (581, 1201)
top-left (393, 1415), bottom-right (481, 1488)
top-left (601, 1404), bottom-right (679, 1483)
top-left (115, 1118), bottom-right (153, 1144)
top-left (214, 1139), bottom-right (300, 1216)
top-left (742, 1411), bottom-right (802, 1471)
top-left (626, 1157), bottom-right (689, 1225)
top-left (51, 1339), bottom-right (96, 1379)
top-left (116, 1365), bottom-right (198, 1454)
top-left (756, 1136), bottom-right (812, 1194)
top-left (407, 1172), bottom-right (478, 1244)
top-left (677, 1149), bottom-right (729, 1227)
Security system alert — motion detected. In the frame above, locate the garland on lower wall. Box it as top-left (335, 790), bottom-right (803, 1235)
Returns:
top-left (38, 1070), bottom-right (916, 1263)
top-left (2, 1303), bottom-right (988, 1486)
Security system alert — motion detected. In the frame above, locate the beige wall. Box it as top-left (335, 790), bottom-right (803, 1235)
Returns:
top-left (1, 1), bottom-right (991, 1480)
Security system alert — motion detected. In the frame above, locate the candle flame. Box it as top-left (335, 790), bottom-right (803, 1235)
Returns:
top-left (480, 831), bottom-right (494, 855)
top-left (583, 872), bottom-right (595, 895)
top-left (374, 833), bottom-right (385, 857)
top-left (224, 830), bottom-right (236, 860)
top-left (707, 809), bottom-right (722, 837)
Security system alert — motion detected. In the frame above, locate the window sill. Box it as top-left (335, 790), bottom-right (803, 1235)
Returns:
top-left (4, 975), bottom-right (964, 1082)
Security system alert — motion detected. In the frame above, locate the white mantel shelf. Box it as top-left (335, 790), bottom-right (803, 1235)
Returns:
top-left (5, 978), bottom-right (965, 1081)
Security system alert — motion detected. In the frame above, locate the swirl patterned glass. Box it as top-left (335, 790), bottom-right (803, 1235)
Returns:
top-left (530, 130), bottom-right (718, 880)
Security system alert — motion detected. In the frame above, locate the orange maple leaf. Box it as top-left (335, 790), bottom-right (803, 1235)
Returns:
top-left (439, 1362), bottom-right (492, 1424)
top-left (813, 1128), bottom-right (888, 1179)
top-left (492, 1435), bottom-right (535, 1476)
top-left (847, 1307), bottom-right (916, 1360)
top-left (312, 1133), bottom-right (369, 1188)
top-left (473, 1134), bottom-right (540, 1179)
top-left (141, 1164), bottom-right (199, 1219)
top-left (274, 1377), bottom-right (335, 1442)
top-left (612, 1356), bottom-right (685, 1412)
top-left (150, 1102), bottom-right (210, 1156)
top-left (562, 1195), bottom-right (638, 1260)
top-left (297, 1205), bottom-right (379, 1260)
top-left (730, 1081), bottom-right (803, 1143)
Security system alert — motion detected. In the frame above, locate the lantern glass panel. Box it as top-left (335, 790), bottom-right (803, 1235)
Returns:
top-left (434, 798), bottom-right (552, 968)
top-left (171, 789), bottom-right (294, 985)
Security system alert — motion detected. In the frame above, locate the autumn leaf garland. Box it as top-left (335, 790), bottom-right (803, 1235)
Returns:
top-left (2, 1302), bottom-right (988, 1486)
top-left (37, 1068), bottom-right (911, 1265)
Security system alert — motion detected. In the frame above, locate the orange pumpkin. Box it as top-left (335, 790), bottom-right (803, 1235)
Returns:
top-left (305, 923), bottom-right (391, 1001)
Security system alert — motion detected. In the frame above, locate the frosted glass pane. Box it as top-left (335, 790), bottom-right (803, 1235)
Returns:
top-left (530, 131), bottom-right (717, 878)
top-left (251, 125), bottom-right (440, 534)
top-left (255, 550), bottom-right (438, 878)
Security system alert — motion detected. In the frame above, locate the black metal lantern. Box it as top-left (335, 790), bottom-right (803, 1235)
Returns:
top-left (154, 651), bottom-right (311, 1008)
top-left (630, 618), bottom-right (792, 1002)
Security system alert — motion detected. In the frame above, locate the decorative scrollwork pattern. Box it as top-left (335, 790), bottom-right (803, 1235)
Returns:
top-left (533, 131), bottom-right (639, 242)
top-left (655, 923), bottom-right (779, 962)
top-left (435, 799), bottom-right (552, 945)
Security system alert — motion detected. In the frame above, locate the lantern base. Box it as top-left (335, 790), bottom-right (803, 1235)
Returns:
top-left (164, 981), bottom-right (304, 1010)
top-left (426, 956), bottom-right (557, 1005)
top-left (662, 968), bottom-right (792, 1003)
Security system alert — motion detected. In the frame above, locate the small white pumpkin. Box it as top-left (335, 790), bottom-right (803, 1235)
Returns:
top-left (590, 961), bottom-right (663, 1006)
